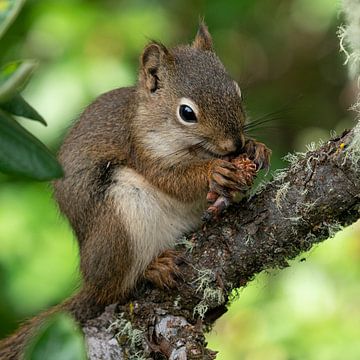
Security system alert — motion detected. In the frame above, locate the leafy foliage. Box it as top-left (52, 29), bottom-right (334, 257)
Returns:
top-left (24, 314), bottom-right (87, 360)
top-left (0, 0), bottom-right (24, 38)
top-left (0, 0), bottom-right (62, 180)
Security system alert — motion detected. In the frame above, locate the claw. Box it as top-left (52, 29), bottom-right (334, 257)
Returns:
top-left (204, 154), bottom-right (258, 221)
top-left (144, 250), bottom-right (181, 289)
top-left (243, 139), bottom-right (271, 171)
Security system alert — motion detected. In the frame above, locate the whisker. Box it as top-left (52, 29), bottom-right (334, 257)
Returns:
top-left (244, 98), bottom-right (298, 132)
top-left (156, 139), bottom-right (208, 161)
top-left (244, 118), bottom-right (280, 130)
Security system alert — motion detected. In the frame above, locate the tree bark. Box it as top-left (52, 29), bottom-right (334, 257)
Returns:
top-left (81, 125), bottom-right (360, 359)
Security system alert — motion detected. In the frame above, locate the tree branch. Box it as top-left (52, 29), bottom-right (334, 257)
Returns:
top-left (81, 125), bottom-right (360, 359)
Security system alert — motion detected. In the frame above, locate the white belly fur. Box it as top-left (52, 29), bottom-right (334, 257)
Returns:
top-left (109, 167), bottom-right (205, 274)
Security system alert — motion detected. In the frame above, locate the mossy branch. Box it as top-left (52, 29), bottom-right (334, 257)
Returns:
top-left (83, 124), bottom-right (360, 359)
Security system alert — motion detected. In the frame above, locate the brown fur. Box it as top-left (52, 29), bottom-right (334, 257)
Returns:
top-left (0, 22), bottom-right (271, 358)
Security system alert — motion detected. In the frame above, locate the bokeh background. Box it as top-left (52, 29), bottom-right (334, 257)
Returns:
top-left (1, 0), bottom-right (360, 359)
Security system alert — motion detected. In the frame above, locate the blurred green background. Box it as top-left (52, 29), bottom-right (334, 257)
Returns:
top-left (1, 0), bottom-right (360, 359)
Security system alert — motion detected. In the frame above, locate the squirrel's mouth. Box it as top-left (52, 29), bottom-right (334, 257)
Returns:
top-left (190, 143), bottom-right (232, 160)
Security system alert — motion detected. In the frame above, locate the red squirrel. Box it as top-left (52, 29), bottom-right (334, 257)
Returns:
top-left (0, 22), bottom-right (270, 359)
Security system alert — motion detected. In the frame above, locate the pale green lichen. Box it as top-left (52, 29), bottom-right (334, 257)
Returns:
top-left (177, 236), bottom-right (195, 253)
top-left (192, 268), bottom-right (225, 319)
top-left (326, 221), bottom-right (344, 238)
top-left (193, 302), bottom-right (209, 319)
top-left (338, 0), bottom-right (360, 80)
top-left (282, 152), bottom-right (303, 171)
top-left (272, 168), bottom-right (288, 183)
top-left (282, 138), bottom-right (324, 167)
top-left (305, 141), bottom-right (317, 152)
top-left (347, 121), bottom-right (360, 165)
top-left (202, 286), bottom-right (225, 304)
top-left (192, 268), bottom-right (215, 293)
top-left (131, 351), bottom-right (149, 360)
top-left (302, 199), bottom-right (318, 212)
top-left (274, 181), bottom-right (290, 210)
top-left (173, 295), bottom-right (181, 308)
top-left (193, 284), bottom-right (226, 319)
top-left (283, 216), bottom-right (302, 223)
top-left (250, 177), bottom-right (270, 197)
top-left (244, 234), bottom-right (253, 245)
top-left (339, 0), bottom-right (360, 166)
top-left (108, 313), bottom-right (146, 359)
top-left (330, 129), bottom-right (338, 139)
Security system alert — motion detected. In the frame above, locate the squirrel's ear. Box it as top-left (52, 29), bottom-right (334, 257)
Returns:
top-left (192, 21), bottom-right (213, 51)
top-left (140, 42), bottom-right (171, 93)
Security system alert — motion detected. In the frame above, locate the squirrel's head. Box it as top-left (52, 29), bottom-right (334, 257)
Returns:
top-left (136, 22), bottom-right (246, 163)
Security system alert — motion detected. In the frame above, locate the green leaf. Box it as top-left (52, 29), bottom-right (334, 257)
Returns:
top-left (0, 60), bottom-right (37, 102)
top-left (0, 109), bottom-right (63, 180)
top-left (0, 0), bottom-right (25, 38)
top-left (1, 93), bottom-right (47, 125)
top-left (24, 313), bottom-right (87, 360)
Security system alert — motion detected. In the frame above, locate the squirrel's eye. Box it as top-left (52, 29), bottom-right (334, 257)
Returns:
top-left (179, 105), bottom-right (197, 123)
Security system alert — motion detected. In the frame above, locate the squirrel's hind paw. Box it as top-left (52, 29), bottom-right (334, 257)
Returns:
top-left (144, 250), bottom-right (182, 289)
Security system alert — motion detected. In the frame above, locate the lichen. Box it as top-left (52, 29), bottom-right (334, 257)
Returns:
top-left (244, 234), bottom-right (253, 245)
top-left (108, 313), bottom-right (146, 359)
top-left (347, 121), bottom-right (360, 165)
top-left (193, 302), bottom-right (209, 319)
top-left (177, 236), bottom-right (195, 252)
top-left (249, 177), bottom-right (270, 198)
top-left (283, 216), bottom-right (302, 223)
top-left (302, 199), bottom-right (318, 212)
top-left (272, 168), bottom-right (288, 183)
top-left (282, 152), bottom-right (303, 171)
top-left (274, 181), bottom-right (290, 210)
top-left (305, 142), bottom-right (317, 152)
top-left (338, 0), bottom-right (360, 79)
top-left (338, 0), bottom-right (360, 167)
top-left (325, 221), bottom-right (344, 238)
top-left (281, 139), bottom-right (324, 173)
top-left (173, 295), bottom-right (181, 308)
top-left (192, 268), bottom-right (225, 319)
top-left (193, 268), bottom-right (215, 293)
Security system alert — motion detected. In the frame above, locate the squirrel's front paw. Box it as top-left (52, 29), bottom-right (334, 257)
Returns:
top-left (208, 156), bottom-right (256, 197)
top-left (208, 158), bottom-right (255, 196)
top-left (203, 155), bottom-right (257, 221)
top-left (242, 139), bottom-right (272, 171)
top-left (144, 250), bottom-right (182, 289)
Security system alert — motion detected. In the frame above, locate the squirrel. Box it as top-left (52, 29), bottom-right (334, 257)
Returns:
top-left (0, 22), bottom-right (271, 359)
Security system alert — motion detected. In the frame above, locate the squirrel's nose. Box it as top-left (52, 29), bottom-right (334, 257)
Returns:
top-left (218, 139), bottom-right (236, 153)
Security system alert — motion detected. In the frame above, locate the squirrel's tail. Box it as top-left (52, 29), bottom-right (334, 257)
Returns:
top-left (0, 286), bottom-right (104, 360)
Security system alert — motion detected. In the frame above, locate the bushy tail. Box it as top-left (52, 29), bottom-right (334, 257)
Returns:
top-left (0, 287), bottom-right (104, 360)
